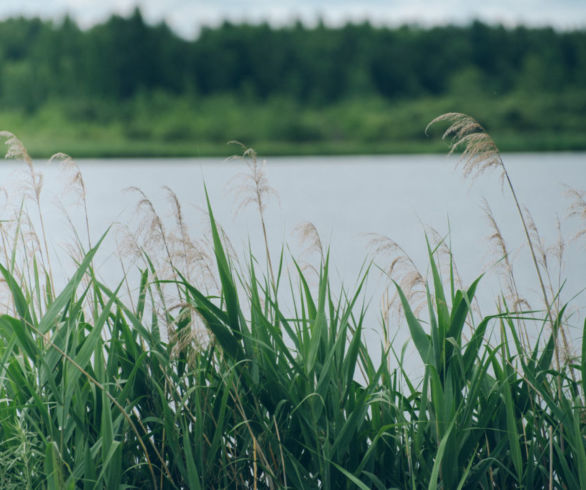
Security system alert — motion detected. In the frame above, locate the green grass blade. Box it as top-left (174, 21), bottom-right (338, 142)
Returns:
top-left (136, 268), bottom-right (149, 320)
top-left (0, 264), bottom-right (33, 326)
top-left (331, 462), bottom-right (370, 490)
top-left (45, 441), bottom-right (65, 490)
top-left (38, 231), bottom-right (106, 334)
top-left (0, 314), bottom-right (38, 361)
top-left (427, 418), bottom-right (455, 490)
top-left (190, 295), bottom-right (244, 360)
top-left (500, 369), bottom-right (523, 482)
top-left (394, 281), bottom-right (431, 364)
top-left (294, 260), bottom-right (317, 320)
top-left (426, 238), bottom-right (449, 337)
top-left (462, 315), bottom-right (494, 375)
top-left (570, 400), bottom-right (586, 489)
top-left (73, 283), bottom-right (121, 371)
top-left (536, 307), bottom-right (565, 373)
top-left (205, 188), bottom-right (241, 335)
top-left (182, 426), bottom-right (202, 490)
top-left (449, 275), bottom-right (482, 340)
top-left (580, 319), bottom-right (586, 397)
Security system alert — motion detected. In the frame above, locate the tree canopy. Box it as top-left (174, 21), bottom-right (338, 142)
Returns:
top-left (1, 10), bottom-right (585, 110)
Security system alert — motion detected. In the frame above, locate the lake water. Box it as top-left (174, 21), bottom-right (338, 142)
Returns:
top-left (1, 152), bottom-right (584, 368)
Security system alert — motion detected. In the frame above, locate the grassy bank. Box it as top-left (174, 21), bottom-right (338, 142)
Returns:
top-left (2, 91), bottom-right (586, 158)
top-left (0, 116), bottom-right (584, 488)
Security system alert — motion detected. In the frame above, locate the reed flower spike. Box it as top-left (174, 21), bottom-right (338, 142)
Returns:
top-left (426, 112), bottom-right (503, 181)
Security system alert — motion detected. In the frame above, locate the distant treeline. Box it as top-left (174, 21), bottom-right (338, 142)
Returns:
top-left (1, 8), bottom-right (586, 110)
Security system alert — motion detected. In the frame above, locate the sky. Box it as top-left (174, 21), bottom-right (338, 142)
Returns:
top-left (0, 0), bottom-right (585, 38)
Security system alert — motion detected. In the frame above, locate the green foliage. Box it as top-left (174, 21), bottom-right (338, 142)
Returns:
top-left (2, 90), bottom-right (586, 158)
top-left (0, 203), bottom-right (583, 488)
top-left (0, 119), bottom-right (583, 487)
top-left (0, 14), bottom-right (585, 155)
top-left (1, 14), bottom-right (585, 105)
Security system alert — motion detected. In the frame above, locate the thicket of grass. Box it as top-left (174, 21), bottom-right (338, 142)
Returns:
top-left (0, 116), bottom-right (584, 488)
top-left (2, 90), bottom-right (586, 158)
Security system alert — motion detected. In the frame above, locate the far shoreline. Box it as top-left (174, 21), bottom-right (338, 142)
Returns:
top-left (16, 134), bottom-right (586, 160)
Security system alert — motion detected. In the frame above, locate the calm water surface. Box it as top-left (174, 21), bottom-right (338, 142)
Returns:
top-left (1, 153), bottom-right (584, 365)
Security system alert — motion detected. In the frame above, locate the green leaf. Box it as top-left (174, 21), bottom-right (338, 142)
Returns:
top-left (305, 256), bottom-right (329, 374)
top-left (331, 462), bottom-right (370, 490)
top-left (536, 306), bottom-right (566, 373)
top-left (45, 441), bottom-right (65, 490)
top-left (462, 315), bottom-right (494, 375)
top-left (136, 268), bottom-right (149, 320)
top-left (0, 314), bottom-right (37, 360)
top-left (449, 275), bottom-right (482, 340)
top-left (427, 418), bottom-right (455, 490)
top-left (500, 370), bottom-right (523, 482)
top-left (205, 189), bottom-right (241, 336)
top-left (342, 321), bottom-right (363, 399)
top-left (182, 422), bottom-right (202, 490)
top-left (38, 231), bottom-right (107, 334)
top-left (582, 318), bottom-right (586, 401)
top-left (293, 259), bottom-right (317, 320)
top-left (73, 283), bottom-right (120, 372)
top-left (190, 293), bottom-right (244, 361)
top-left (331, 387), bottom-right (371, 455)
top-left (427, 238), bottom-right (449, 339)
top-left (94, 441), bottom-right (122, 488)
top-left (394, 281), bottom-right (431, 364)
top-left (0, 263), bottom-right (33, 326)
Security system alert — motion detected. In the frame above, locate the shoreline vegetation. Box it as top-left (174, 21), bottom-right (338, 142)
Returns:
top-left (1, 12), bottom-right (585, 157)
top-left (4, 92), bottom-right (586, 158)
top-left (0, 115), bottom-right (584, 488)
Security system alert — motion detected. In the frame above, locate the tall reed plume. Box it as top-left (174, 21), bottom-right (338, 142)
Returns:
top-left (0, 127), bottom-right (583, 489)
top-left (0, 131), bottom-right (54, 296)
top-left (426, 113), bottom-right (567, 355)
top-left (229, 142), bottom-right (278, 288)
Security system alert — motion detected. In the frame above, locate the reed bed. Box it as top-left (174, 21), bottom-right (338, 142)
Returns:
top-left (0, 116), bottom-right (584, 489)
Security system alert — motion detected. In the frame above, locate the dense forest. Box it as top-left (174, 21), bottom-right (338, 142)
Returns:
top-left (1, 8), bottom-right (585, 156)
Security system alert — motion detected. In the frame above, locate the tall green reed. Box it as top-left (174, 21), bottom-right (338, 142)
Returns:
top-left (0, 117), bottom-right (583, 488)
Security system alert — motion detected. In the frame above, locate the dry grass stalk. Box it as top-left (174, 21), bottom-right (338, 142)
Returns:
top-left (47, 153), bottom-right (99, 316)
top-left (294, 222), bottom-right (323, 259)
top-left (50, 152), bottom-right (92, 251)
top-left (115, 189), bottom-right (181, 339)
top-left (368, 234), bottom-right (425, 301)
top-left (168, 303), bottom-right (210, 365)
top-left (523, 208), bottom-right (574, 363)
top-left (426, 113), bottom-right (503, 182)
top-left (0, 206), bottom-right (52, 317)
top-left (524, 208), bottom-right (549, 275)
top-left (127, 186), bottom-right (176, 274)
top-left (115, 187), bottom-right (221, 352)
top-left (229, 143), bottom-right (278, 217)
top-left (368, 233), bottom-right (426, 344)
top-left (566, 186), bottom-right (586, 242)
top-left (523, 208), bottom-right (566, 312)
top-left (427, 113), bottom-right (561, 360)
top-left (165, 187), bottom-right (192, 280)
top-left (425, 226), bottom-right (466, 289)
top-left (1, 132), bottom-right (54, 295)
top-left (0, 131), bottom-right (37, 195)
top-left (482, 200), bottom-right (530, 314)
top-left (552, 219), bottom-right (566, 280)
top-left (293, 221), bottom-right (324, 280)
top-left (229, 142), bottom-right (278, 288)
